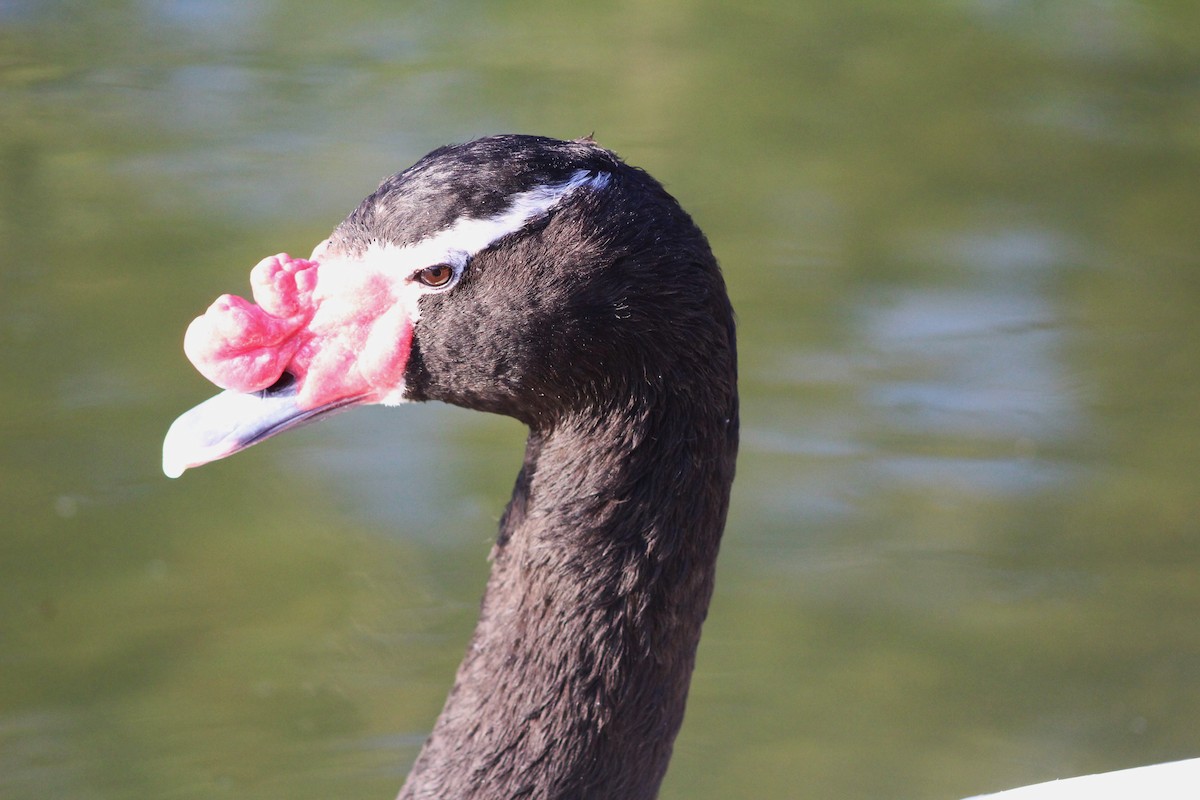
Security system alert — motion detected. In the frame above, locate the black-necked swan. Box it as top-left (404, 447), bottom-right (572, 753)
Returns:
top-left (164, 134), bottom-right (739, 800)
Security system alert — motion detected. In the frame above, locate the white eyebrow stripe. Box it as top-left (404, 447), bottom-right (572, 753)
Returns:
top-left (310, 169), bottom-right (610, 408)
top-left (368, 169), bottom-right (611, 276)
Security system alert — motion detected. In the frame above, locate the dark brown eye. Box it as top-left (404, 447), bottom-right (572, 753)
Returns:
top-left (417, 263), bottom-right (455, 288)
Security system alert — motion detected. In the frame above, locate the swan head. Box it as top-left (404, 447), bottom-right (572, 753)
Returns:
top-left (164, 135), bottom-right (728, 477)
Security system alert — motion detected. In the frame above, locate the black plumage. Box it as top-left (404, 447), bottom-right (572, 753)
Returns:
top-left (379, 136), bottom-right (739, 799)
top-left (168, 134), bottom-right (738, 799)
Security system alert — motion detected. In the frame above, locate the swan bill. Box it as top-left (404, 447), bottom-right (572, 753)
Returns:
top-left (162, 381), bottom-right (364, 478)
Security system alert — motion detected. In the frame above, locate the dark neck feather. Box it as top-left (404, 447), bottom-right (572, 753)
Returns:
top-left (399, 384), bottom-right (738, 800)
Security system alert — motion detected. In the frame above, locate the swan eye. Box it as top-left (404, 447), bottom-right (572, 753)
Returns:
top-left (416, 263), bottom-right (455, 288)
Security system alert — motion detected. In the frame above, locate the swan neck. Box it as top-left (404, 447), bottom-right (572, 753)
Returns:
top-left (399, 398), bottom-right (737, 800)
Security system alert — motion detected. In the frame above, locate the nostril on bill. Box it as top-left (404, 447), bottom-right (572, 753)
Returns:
top-left (261, 371), bottom-right (296, 397)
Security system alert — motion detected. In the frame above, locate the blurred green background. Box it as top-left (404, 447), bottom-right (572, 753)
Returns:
top-left (2, 1), bottom-right (1199, 798)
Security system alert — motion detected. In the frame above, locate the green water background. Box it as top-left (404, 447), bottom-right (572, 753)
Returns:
top-left (2, 2), bottom-right (1198, 797)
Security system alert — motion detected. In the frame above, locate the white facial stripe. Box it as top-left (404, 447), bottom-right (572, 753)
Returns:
top-left (368, 168), bottom-right (610, 278)
top-left (311, 169), bottom-right (610, 408)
